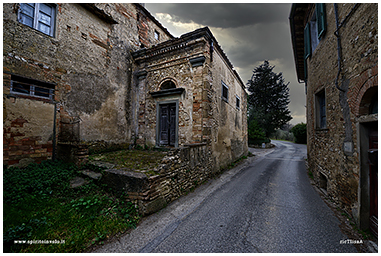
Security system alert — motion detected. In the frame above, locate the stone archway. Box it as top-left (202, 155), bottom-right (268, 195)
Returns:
top-left (357, 85), bottom-right (378, 237)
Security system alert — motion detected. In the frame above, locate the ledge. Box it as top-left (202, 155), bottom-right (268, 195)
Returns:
top-left (183, 143), bottom-right (207, 148)
top-left (189, 56), bottom-right (206, 67)
top-left (150, 88), bottom-right (185, 98)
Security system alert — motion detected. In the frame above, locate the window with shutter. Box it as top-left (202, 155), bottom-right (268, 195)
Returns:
top-left (316, 3), bottom-right (326, 39)
top-left (18, 3), bottom-right (56, 37)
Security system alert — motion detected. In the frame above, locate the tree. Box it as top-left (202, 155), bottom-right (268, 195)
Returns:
top-left (247, 60), bottom-right (292, 137)
top-left (291, 122), bottom-right (307, 144)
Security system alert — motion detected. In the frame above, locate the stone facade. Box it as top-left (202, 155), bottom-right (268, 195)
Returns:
top-left (132, 27), bottom-right (248, 172)
top-left (290, 3), bottom-right (378, 233)
top-left (3, 4), bottom-right (247, 174)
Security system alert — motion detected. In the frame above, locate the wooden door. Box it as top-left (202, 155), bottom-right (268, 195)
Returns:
top-left (159, 103), bottom-right (176, 146)
top-left (369, 126), bottom-right (378, 237)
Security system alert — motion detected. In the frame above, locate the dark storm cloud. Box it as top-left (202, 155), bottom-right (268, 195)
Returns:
top-left (148, 3), bottom-right (290, 28)
top-left (224, 22), bottom-right (293, 69)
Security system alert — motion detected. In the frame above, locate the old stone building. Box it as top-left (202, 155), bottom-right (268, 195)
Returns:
top-left (290, 3), bottom-right (378, 236)
top-left (3, 3), bottom-right (247, 173)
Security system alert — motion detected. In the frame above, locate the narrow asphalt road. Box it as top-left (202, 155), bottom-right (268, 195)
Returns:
top-left (93, 140), bottom-right (358, 253)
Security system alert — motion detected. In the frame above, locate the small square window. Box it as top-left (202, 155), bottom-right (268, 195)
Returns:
top-left (18, 3), bottom-right (56, 37)
top-left (154, 30), bottom-right (160, 40)
top-left (315, 89), bottom-right (326, 129)
top-left (222, 81), bottom-right (229, 102)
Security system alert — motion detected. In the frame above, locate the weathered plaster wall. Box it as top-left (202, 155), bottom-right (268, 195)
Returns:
top-left (210, 47), bottom-right (248, 170)
top-left (305, 3), bottom-right (377, 213)
top-left (3, 3), bottom-right (172, 165)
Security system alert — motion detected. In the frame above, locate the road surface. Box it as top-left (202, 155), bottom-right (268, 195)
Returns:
top-left (93, 140), bottom-right (357, 253)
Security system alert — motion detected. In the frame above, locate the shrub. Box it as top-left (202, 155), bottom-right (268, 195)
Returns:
top-left (248, 119), bottom-right (270, 145)
top-left (291, 122), bottom-right (307, 144)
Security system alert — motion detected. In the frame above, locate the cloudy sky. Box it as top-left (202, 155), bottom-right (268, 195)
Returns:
top-left (145, 3), bottom-right (306, 125)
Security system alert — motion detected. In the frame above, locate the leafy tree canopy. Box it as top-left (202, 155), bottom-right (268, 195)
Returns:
top-left (247, 60), bottom-right (292, 137)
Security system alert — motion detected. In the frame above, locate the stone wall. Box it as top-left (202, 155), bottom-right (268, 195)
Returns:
top-left (3, 3), bottom-right (172, 166)
top-left (103, 144), bottom-right (215, 216)
top-left (304, 3), bottom-right (378, 216)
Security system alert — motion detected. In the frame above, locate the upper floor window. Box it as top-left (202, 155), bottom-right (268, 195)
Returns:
top-left (18, 3), bottom-right (56, 37)
top-left (154, 30), bottom-right (160, 40)
top-left (11, 75), bottom-right (55, 100)
top-left (304, 3), bottom-right (326, 60)
top-left (315, 89), bottom-right (326, 129)
top-left (221, 81), bottom-right (229, 102)
top-left (236, 95), bottom-right (240, 110)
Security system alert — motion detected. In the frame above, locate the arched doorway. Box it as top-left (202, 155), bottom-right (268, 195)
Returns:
top-left (358, 86), bottom-right (378, 237)
top-left (150, 78), bottom-right (184, 148)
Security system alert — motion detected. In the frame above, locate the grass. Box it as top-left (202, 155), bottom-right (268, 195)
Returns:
top-left (89, 149), bottom-right (166, 175)
top-left (3, 160), bottom-right (140, 253)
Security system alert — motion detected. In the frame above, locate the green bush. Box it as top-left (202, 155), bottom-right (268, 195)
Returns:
top-left (248, 119), bottom-right (270, 145)
top-left (291, 122), bottom-right (307, 144)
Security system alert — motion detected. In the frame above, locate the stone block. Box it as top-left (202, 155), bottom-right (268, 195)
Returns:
top-left (139, 196), bottom-right (167, 216)
top-left (102, 168), bottom-right (149, 193)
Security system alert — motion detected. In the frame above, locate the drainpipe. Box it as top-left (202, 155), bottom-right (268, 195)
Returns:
top-left (333, 4), bottom-right (345, 92)
top-left (52, 102), bottom-right (57, 160)
top-left (334, 3), bottom-right (360, 92)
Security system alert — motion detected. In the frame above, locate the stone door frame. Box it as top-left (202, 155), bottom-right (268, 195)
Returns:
top-left (156, 99), bottom-right (179, 148)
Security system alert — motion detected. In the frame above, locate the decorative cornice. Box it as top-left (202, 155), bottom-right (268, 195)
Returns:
top-left (150, 88), bottom-right (185, 98)
top-left (189, 56), bottom-right (206, 67)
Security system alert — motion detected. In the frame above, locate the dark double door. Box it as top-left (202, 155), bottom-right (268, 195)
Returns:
top-left (369, 126), bottom-right (378, 237)
top-left (159, 103), bottom-right (176, 146)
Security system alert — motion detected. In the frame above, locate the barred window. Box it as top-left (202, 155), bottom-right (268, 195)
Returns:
top-left (11, 75), bottom-right (55, 100)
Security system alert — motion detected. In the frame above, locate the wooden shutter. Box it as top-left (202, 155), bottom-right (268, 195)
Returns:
top-left (304, 23), bottom-right (311, 59)
top-left (316, 3), bottom-right (326, 39)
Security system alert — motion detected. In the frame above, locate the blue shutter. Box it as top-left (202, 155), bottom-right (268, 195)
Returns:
top-left (304, 23), bottom-right (311, 59)
top-left (316, 3), bottom-right (326, 39)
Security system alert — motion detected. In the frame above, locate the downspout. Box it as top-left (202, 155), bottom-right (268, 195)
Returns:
top-left (334, 3), bottom-right (360, 92)
top-left (52, 102), bottom-right (57, 160)
top-left (333, 4), bottom-right (345, 92)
